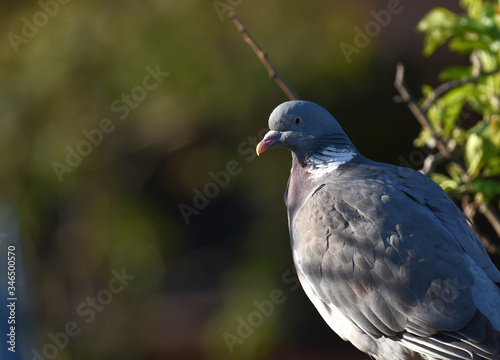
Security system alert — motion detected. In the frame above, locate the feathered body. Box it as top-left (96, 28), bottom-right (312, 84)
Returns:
top-left (257, 101), bottom-right (500, 360)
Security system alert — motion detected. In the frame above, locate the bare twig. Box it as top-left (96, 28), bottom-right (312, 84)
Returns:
top-left (478, 203), bottom-right (500, 254)
top-left (394, 64), bottom-right (443, 146)
top-left (394, 63), bottom-right (466, 174)
top-left (229, 13), bottom-right (299, 101)
top-left (420, 153), bottom-right (441, 176)
top-left (477, 233), bottom-right (500, 255)
top-left (462, 194), bottom-right (500, 255)
top-left (462, 194), bottom-right (478, 222)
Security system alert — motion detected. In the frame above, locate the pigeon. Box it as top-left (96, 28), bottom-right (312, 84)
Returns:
top-left (256, 100), bottom-right (500, 360)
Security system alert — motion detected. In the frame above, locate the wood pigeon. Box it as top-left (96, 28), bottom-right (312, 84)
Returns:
top-left (256, 100), bottom-right (500, 360)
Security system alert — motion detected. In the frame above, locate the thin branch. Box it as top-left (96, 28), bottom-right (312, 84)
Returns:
top-left (421, 67), bottom-right (500, 112)
top-left (394, 63), bottom-right (466, 174)
top-left (478, 203), bottom-right (500, 254)
top-left (477, 233), bottom-right (500, 256)
top-left (420, 153), bottom-right (444, 176)
top-left (229, 13), bottom-right (299, 101)
top-left (462, 194), bottom-right (478, 222)
top-left (394, 64), bottom-right (443, 146)
top-left (462, 196), bottom-right (500, 256)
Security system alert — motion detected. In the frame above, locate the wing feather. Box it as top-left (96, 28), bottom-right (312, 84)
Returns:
top-left (291, 162), bottom-right (500, 359)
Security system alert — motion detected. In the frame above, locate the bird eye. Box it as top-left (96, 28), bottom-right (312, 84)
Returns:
top-left (293, 117), bottom-right (303, 126)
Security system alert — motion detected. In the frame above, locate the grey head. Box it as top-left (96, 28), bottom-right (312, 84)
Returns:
top-left (256, 100), bottom-right (358, 163)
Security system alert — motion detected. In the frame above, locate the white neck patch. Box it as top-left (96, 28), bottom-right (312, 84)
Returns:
top-left (305, 146), bottom-right (356, 179)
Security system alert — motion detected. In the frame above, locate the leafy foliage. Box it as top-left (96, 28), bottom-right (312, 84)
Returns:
top-left (416, 0), bottom-right (500, 204)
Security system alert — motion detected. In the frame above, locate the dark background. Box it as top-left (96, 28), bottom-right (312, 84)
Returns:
top-left (1, 1), bottom-right (495, 359)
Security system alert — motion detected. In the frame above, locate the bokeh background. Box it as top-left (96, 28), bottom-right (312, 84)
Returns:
top-left (1, 1), bottom-right (498, 359)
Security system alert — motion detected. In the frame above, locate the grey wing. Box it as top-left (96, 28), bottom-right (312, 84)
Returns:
top-left (291, 171), bottom-right (500, 359)
top-left (399, 166), bottom-right (500, 283)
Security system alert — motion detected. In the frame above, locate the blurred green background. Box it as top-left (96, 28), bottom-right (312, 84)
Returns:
top-left (1, 1), bottom-right (496, 359)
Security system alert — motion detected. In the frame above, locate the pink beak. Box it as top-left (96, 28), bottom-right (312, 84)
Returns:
top-left (256, 131), bottom-right (281, 155)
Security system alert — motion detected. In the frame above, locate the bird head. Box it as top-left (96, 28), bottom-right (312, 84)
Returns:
top-left (256, 101), bottom-right (357, 162)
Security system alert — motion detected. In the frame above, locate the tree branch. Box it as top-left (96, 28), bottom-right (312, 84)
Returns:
top-left (229, 13), bottom-right (299, 101)
top-left (478, 203), bottom-right (500, 255)
top-left (394, 63), bottom-right (466, 174)
top-left (420, 153), bottom-right (443, 176)
top-left (461, 191), bottom-right (500, 256)
top-left (477, 233), bottom-right (500, 256)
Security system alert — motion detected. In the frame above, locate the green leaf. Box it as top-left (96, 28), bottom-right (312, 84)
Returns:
top-left (451, 126), bottom-right (467, 144)
top-left (449, 37), bottom-right (490, 54)
top-left (464, 126), bottom-right (498, 176)
top-left (417, 8), bottom-right (459, 56)
top-left (427, 103), bottom-right (443, 130)
top-left (488, 115), bottom-right (500, 147)
top-left (465, 96), bottom-right (483, 114)
top-left (430, 173), bottom-right (459, 192)
top-left (439, 84), bottom-right (475, 135)
top-left (446, 163), bottom-right (464, 183)
top-left (482, 136), bottom-right (499, 167)
top-left (438, 66), bottom-right (473, 81)
top-left (477, 50), bottom-right (499, 72)
top-left (426, 84), bottom-right (474, 137)
top-left (460, 0), bottom-right (483, 17)
top-left (471, 124), bottom-right (500, 166)
top-left (483, 156), bottom-right (500, 176)
top-left (418, 8), bottom-right (458, 32)
top-left (458, 16), bottom-right (494, 35)
top-left (444, 101), bottom-right (465, 136)
top-left (472, 178), bottom-right (500, 197)
top-left (421, 84), bottom-right (434, 98)
top-left (413, 128), bottom-right (433, 148)
top-left (465, 133), bottom-right (484, 178)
